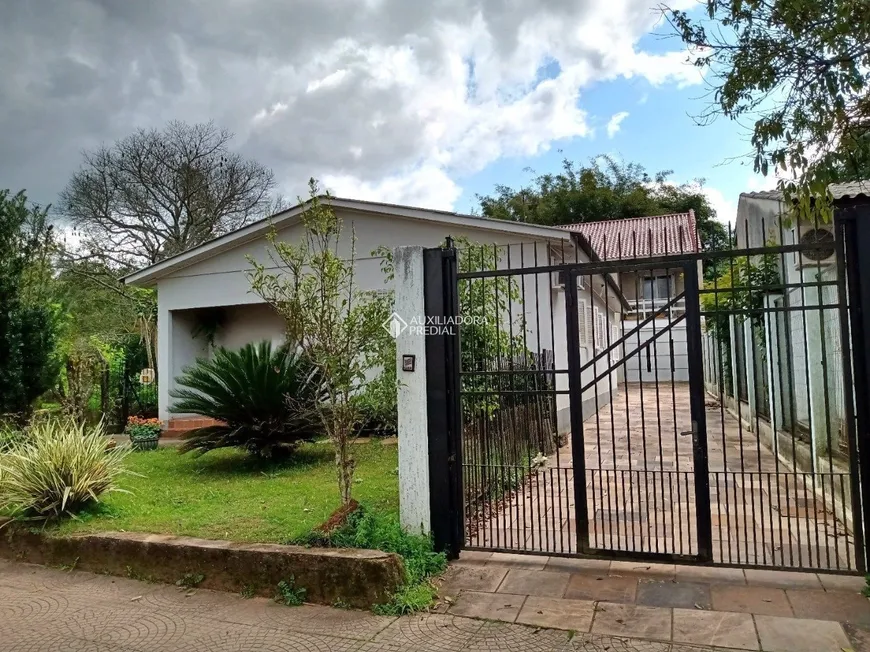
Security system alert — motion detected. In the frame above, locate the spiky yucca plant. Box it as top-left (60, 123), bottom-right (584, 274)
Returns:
top-left (170, 341), bottom-right (325, 457)
top-left (0, 419), bottom-right (129, 519)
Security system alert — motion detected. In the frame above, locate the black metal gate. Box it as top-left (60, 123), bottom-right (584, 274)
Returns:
top-left (425, 213), bottom-right (870, 573)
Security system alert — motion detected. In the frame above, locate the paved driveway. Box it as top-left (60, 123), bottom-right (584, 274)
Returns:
top-left (467, 383), bottom-right (853, 570)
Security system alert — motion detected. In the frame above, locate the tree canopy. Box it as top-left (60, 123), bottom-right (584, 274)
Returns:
top-left (59, 120), bottom-right (275, 269)
top-left (666, 0), bottom-right (870, 217)
top-left (0, 190), bottom-right (59, 421)
top-left (477, 156), bottom-right (728, 254)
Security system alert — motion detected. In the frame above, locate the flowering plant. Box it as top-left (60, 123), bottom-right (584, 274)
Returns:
top-left (125, 416), bottom-right (162, 441)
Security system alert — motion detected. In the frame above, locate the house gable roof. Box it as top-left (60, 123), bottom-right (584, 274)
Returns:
top-left (560, 211), bottom-right (700, 260)
top-left (740, 181), bottom-right (870, 202)
top-left (830, 180), bottom-right (870, 200)
top-left (123, 196), bottom-right (574, 287)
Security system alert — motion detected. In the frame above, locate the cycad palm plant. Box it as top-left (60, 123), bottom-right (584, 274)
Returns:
top-left (170, 341), bottom-right (326, 458)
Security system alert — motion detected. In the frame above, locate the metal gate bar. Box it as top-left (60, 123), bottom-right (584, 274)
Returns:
top-left (426, 225), bottom-right (866, 572)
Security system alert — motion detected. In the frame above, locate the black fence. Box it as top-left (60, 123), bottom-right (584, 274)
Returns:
top-left (425, 210), bottom-right (868, 571)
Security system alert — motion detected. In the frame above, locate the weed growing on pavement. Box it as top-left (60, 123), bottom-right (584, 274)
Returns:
top-left (275, 578), bottom-right (306, 606)
top-left (176, 573), bottom-right (205, 589)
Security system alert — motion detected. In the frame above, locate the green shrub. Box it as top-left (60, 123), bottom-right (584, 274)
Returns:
top-left (169, 341), bottom-right (326, 458)
top-left (353, 364), bottom-right (397, 438)
top-left (293, 508), bottom-right (447, 614)
top-left (0, 419), bottom-right (129, 519)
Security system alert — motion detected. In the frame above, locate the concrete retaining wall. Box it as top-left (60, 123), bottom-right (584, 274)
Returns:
top-left (0, 527), bottom-right (405, 609)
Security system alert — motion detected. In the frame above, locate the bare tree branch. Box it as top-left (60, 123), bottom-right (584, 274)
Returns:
top-left (59, 120), bottom-right (277, 269)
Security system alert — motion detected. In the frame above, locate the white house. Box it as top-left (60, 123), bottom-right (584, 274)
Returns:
top-left (705, 189), bottom-right (846, 462)
top-left (122, 197), bottom-right (625, 427)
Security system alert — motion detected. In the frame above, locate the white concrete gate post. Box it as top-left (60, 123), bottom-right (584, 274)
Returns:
top-left (393, 246), bottom-right (432, 535)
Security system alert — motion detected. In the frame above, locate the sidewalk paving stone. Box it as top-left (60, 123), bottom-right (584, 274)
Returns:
top-left (372, 612), bottom-right (483, 650)
top-left (564, 573), bottom-right (638, 603)
top-left (486, 552), bottom-right (550, 570)
top-left (753, 614), bottom-right (851, 652)
top-left (497, 569), bottom-right (571, 598)
top-left (709, 585), bottom-right (793, 617)
top-left (609, 561), bottom-right (676, 580)
top-left (447, 590), bottom-right (526, 621)
top-left (636, 580), bottom-right (711, 609)
top-left (672, 608), bottom-right (759, 650)
top-left (673, 565), bottom-right (746, 585)
top-left (515, 596), bottom-right (596, 631)
top-left (3, 557), bottom-right (864, 652)
top-left (816, 573), bottom-right (866, 592)
top-left (545, 557), bottom-right (611, 574)
top-left (441, 565), bottom-right (509, 593)
top-left (589, 602), bottom-right (673, 641)
top-left (785, 587), bottom-right (870, 626)
top-left (743, 569), bottom-right (823, 589)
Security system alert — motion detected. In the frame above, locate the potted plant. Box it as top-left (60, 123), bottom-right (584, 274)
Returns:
top-left (126, 416), bottom-right (162, 451)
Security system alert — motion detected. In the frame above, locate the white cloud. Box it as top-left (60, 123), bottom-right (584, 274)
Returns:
top-left (306, 69), bottom-right (349, 93)
top-left (746, 175), bottom-right (777, 192)
top-left (323, 164), bottom-right (461, 210)
top-left (652, 175), bottom-right (737, 225)
top-left (701, 185), bottom-right (737, 226)
top-left (623, 50), bottom-right (703, 88)
top-left (606, 111), bottom-right (629, 138)
top-left (0, 0), bottom-right (708, 210)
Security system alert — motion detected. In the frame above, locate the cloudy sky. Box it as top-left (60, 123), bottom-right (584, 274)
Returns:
top-left (1, 0), bottom-right (774, 224)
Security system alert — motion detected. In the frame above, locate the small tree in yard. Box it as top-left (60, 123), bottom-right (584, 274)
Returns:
top-left (248, 181), bottom-right (390, 504)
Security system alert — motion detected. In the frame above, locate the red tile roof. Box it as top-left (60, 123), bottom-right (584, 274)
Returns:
top-left (562, 211), bottom-right (700, 260)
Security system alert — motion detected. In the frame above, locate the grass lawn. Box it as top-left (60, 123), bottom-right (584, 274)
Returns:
top-left (52, 440), bottom-right (398, 543)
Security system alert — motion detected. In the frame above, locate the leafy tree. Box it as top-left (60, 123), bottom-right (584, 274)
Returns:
top-left (54, 261), bottom-right (145, 346)
top-left (248, 181), bottom-right (392, 503)
top-left (478, 156), bottom-right (728, 257)
top-left (49, 261), bottom-right (157, 425)
top-left (665, 0), bottom-right (870, 219)
top-left (702, 247), bottom-right (780, 395)
top-left (59, 120), bottom-right (275, 269)
top-left (170, 341), bottom-right (326, 458)
top-left (0, 190), bottom-right (59, 422)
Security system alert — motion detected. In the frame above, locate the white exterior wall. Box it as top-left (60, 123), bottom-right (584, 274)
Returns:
top-left (550, 283), bottom-right (622, 430)
top-left (619, 268), bottom-right (689, 384)
top-left (623, 320), bottom-right (689, 383)
top-left (153, 208), bottom-right (625, 421)
top-left (213, 303), bottom-right (286, 351)
top-left (158, 308), bottom-right (208, 420)
top-left (709, 193), bottom-right (847, 470)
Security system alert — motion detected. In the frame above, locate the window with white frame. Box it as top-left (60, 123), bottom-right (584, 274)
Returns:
top-left (598, 312), bottom-right (607, 351)
top-left (611, 324), bottom-right (620, 362)
top-left (593, 306), bottom-right (603, 350)
top-left (578, 298), bottom-right (588, 346)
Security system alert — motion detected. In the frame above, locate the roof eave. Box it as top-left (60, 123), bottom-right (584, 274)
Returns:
top-left (567, 232), bottom-right (632, 311)
top-left (122, 198), bottom-right (573, 287)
